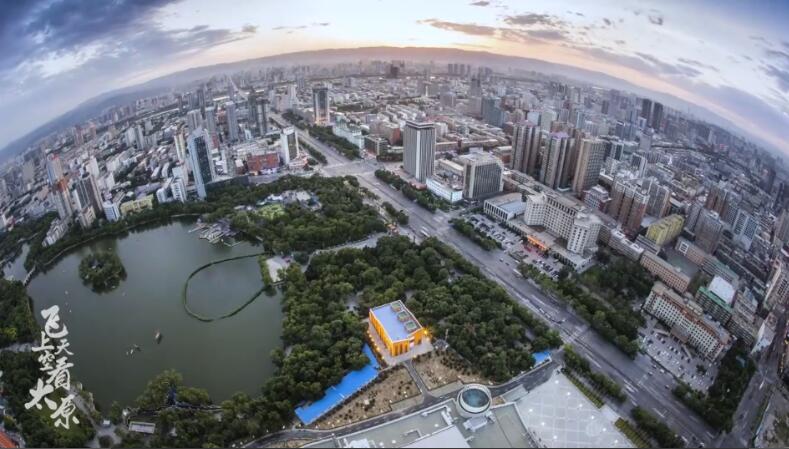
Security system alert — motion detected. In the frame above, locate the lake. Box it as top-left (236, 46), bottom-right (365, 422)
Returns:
top-left (26, 220), bottom-right (283, 410)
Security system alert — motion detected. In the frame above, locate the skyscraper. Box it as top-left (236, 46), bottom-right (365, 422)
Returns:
top-left (312, 86), bottom-right (330, 126)
top-left (651, 102), bottom-right (664, 130)
top-left (53, 178), bottom-right (73, 221)
top-left (540, 132), bottom-right (570, 189)
top-left (640, 98), bottom-right (653, 125)
top-left (571, 138), bottom-right (605, 196)
top-left (403, 121), bottom-right (436, 183)
top-left (646, 182), bottom-right (671, 218)
top-left (609, 179), bottom-right (648, 236)
top-left (46, 153), bottom-right (63, 185)
top-left (76, 173), bottom-right (102, 213)
top-left (187, 129), bottom-right (214, 199)
top-left (481, 97), bottom-right (503, 127)
top-left (134, 123), bottom-right (146, 150)
top-left (460, 153), bottom-right (503, 200)
top-left (255, 97), bottom-right (269, 136)
top-left (511, 121), bottom-right (541, 176)
top-left (204, 106), bottom-right (218, 140)
top-left (225, 101), bottom-right (238, 142)
top-left (694, 210), bottom-right (724, 253)
top-left (186, 109), bottom-right (203, 133)
top-left (764, 262), bottom-right (789, 311)
top-left (279, 127), bottom-right (299, 165)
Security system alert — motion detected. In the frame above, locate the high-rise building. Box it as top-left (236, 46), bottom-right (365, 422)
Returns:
top-left (312, 86), bottom-right (330, 126)
top-left (540, 132), bottom-right (570, 189)
top-left (134, 123), bottom-right (146, 150)
top-left (255, 97), bottom-right (269, 136)
top-left (764, 262), bottom-right (789, 311)
top-left (46, 153), bottom-right (63, 185)
top-left (187, 129), bottom-right (214, 199)
top-left (571, 138), bottom-right (605, 196)
top-left (775, 209), bottom-right (789, 244)
top-left (640, 98), bottom-right (653, 125)
top-left (174, 131), bottom-right (187, 163)
top-left (197, 85), bottom-right (207, 117)
top-left (403, 121), bottom-right (436, 182)
top-left (609, 179), bottom-right (648, 236)
top-left (694, 210), bottom-right (724, 253)
top-left (733, 209), bottom-right (758, 249)
top-left (76, 173), bottom-right (102, 213)
top-left (684, 198), bottom-right (705, 234)
top-left (646, 214), bottom-right (685, 246)
top-left (481, 97), bottom-right (503, 127)
top-left (171, 177), bottom-right (188, 203)
top-left (647, 182), bottom-right (671, 218)
top-left (87, 156), bottom-right (100, 179)
top-left (187, 109), bottom-right (203, 133)
top-left (651, 102), bottom-right (664, 130)
top-left (511, 121), bottom-right (541, 176)
top-left (279, 127), bottom-right (300, 165)
top-left (523, 191), bottom-right (602, 255)
top-left (459, 153), bottom-right (503, 200)
top-left (53, 178), bottom-right (73, 221)
top-left (204, 106), bottom-right (217, 136)
top-left (225, 101), bottom-right (238, 142)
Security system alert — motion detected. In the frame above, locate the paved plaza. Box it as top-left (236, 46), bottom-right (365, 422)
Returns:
top-left (504, 370), bottom-right (632, 448)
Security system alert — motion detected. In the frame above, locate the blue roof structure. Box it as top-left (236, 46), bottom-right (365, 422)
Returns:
top-left (533, 350), bottom-right (551, 366)
top-left (370, 300), bottom-right (422, 342)
top-left (295, 344), bottom-right (380, 425)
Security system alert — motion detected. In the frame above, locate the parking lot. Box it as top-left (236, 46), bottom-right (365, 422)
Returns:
top-left (641, 316), bottom-right (718, 392)
top-left (465, 214), bottom-right (522, 250)
top-left (519, 246), bottom-right (565, 280)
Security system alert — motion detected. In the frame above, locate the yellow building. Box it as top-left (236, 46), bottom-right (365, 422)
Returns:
top-left (646, 214), bottom-right (685, 246)
top-left (369, 301), bottom-right (427, 357)
top-left (120, 195), bottom-right (154, 216)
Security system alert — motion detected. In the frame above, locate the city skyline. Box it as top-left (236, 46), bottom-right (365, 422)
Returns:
top-left (0, 0), bottom-right (787, 157)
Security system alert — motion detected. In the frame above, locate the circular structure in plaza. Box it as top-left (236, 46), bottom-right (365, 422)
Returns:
top-left (457, 384), bottom-right (492, 417)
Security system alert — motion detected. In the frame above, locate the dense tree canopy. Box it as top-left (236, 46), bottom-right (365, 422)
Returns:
top-left (78, 251), bottom-right (127, 292)
top-left (0, 352), bottom-right (95, 447)
top-left (673, 342), bottom-right (755, 431)
top-left (0, 279), bottom-right (37, 347)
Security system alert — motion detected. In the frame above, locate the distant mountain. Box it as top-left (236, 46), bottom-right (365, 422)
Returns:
top-left (0, 46), bottom-right (766, 161)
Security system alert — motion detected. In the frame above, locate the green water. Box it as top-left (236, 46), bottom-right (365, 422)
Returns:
top-left (26, 221), bottom-right (283, 409)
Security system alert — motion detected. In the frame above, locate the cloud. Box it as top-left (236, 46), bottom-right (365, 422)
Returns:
top-left (764, 65), bottom-right (789, 92)
top-left (0, 0), bottom-right (180, 74)
top-left (272, 22), bottom-right (330, 32)
top-left (503, 13), bottom-right (563, 28)
top-left (418, 19), bottom-right (497, 36)
top-left (272, 25), bottom-right (307, 31)
top-left (648, 15), bottom-right (664, 25)
top-left (636, 52), bottom-right (702, 77)
top-left (602, 18), bottom-right (612, 27)
top-left (677, 57), bottom-right (719, 72)
top-left (241, 24), bottom-right (258, 34)
top-left (469, 1), bottom-right (490, 6)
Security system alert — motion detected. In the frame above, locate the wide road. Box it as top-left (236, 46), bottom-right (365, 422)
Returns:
top-left (272, 113), bottom-right (719, 447)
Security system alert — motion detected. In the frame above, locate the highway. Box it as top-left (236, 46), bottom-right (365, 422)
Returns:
top-left (271, 112), bottom-right (719, 447)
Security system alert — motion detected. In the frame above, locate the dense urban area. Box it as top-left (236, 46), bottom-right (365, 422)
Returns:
top-left (0, 55), bottom-right (788, 449)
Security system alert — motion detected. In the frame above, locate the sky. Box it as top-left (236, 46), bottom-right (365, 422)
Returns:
top-left (0, 0), bottom-right (788, 155)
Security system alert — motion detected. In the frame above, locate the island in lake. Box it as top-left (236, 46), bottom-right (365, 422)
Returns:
top-left (78, 251), bottom-right (127, 293)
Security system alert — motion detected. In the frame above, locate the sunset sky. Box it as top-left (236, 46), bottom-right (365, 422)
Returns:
top-left (1, 0), bottom-right (787, 154)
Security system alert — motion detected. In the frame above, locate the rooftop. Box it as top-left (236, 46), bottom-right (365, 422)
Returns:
top-left (370, 300), bottom-right (423, 342)
top-left (306, 399), bottom-right (537, 449)
top-left (708, 276), bottom-right (736, 305)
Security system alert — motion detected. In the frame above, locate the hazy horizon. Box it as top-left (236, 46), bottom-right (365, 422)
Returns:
top-left (1, 0), bottom-right (787, 155)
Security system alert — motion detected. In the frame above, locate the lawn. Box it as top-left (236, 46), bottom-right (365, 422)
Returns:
top-left (257, 203), bottom-right (286, 220)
